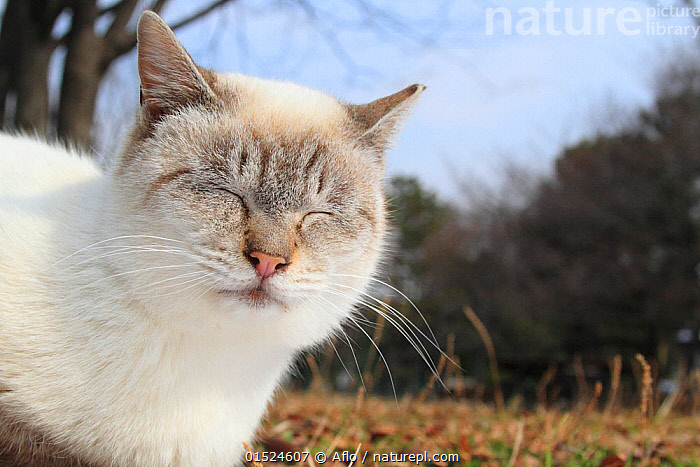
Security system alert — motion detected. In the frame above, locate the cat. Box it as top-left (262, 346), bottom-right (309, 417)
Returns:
top-left (0, 10), bottom-right (424, 467)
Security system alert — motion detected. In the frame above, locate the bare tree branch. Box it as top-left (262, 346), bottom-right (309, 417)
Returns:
top-left (169, 0), bottom-right (234, 31)
top-left (294, 0), bottom-right (377, 81)
top-left (100, 0), bottom-right (168, 16)
top-left (104, 0), bottom-right (139, 43)
top-left (349, 0), bottom-right (495, 90)
top-left (680, 0), bottom-right (700, 27)
top-left (104, 0), bottom-right (235, 62)
top-left (40, 0), bottom-right (70, 37)
top-left (150, 0), bottom-right (169, 15)
top-left (100, 0), bottom-right (129, 16)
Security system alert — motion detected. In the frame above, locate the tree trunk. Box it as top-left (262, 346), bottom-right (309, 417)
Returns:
top-left (0, 0), bottom-right (53, 134)
top-left (15, 44), bottom-right (52, 134)
top-left (0, 0), bottom-right (22, 128)
top-left (56, 1), bottom-right (103, 149)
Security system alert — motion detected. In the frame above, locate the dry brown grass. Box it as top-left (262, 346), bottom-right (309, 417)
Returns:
top-left (254, 388), bottom-right (699, 467)
top-left (251, 309), bottom-right (700, 466)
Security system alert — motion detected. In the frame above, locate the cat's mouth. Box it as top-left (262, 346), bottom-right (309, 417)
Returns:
top-left (218, 285), bottom-right (283, 307)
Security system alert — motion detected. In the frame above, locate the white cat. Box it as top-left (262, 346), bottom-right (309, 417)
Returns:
top-left (0, 11), bottom-right (423, 466)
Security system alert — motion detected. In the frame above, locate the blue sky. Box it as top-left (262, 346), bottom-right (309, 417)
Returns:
top-left (86, 1), bottom-right (699, 199)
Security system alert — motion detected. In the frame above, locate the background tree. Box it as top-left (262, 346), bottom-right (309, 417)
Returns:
top-left (516, 64), bottom-right (700, 359)
top-left (0, 1), bottom-right (469, 152)
top-left (682, 0), bottom-right (700, 27)
top-left (345, 61), bottom-right (700, 396)
top-left (0, 0), bottom-right (233, 148)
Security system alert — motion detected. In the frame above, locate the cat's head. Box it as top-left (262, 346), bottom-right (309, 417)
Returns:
top-left (110, 11), bottom-right (423, 347)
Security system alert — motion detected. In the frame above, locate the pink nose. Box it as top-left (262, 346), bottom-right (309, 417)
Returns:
top-left (248, 251), bottom-right (288, 279)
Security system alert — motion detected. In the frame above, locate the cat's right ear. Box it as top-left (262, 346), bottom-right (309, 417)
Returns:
top-left (137, 11), bottom-right (215, 120)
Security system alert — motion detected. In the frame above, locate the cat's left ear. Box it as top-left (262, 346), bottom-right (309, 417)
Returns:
top-left (137, 11), bottom-right (216, 120)
top-left (346, 84), bottom-right (425, 157)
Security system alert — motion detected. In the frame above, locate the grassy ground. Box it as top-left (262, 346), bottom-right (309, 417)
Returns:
top-left (252, 390), bottom-right (699, 467)
top-left (249, 313), bottom-right (699, 466)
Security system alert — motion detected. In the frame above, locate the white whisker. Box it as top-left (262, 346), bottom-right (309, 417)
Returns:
top-left (50, 234), bottom-right (186, 268)
top-left (134, 271), bottom-right (212, 293)
top-left (146, 273), bottom-right (217, 300)
top-left (347, 313), bottom-right (397, 401)
top-left (307, 297), bottom-right (367, 393)
top-left (68, 262), bottom-right (203, 297)
top-left (329, 286), bottom-right (436, 366)
top-left (330, 273), bottom-right (440, 347)
top-left (189, 274), bottom-right (219, 303)
top-left (64, 246), bottom-right (200, 270)
top-left (314, 294), bottom-right (397, 401)
top-left (326, 288), bottom-right (439, 383)
top-left (328, 338), bottom-right (354, 385)
top-left (330, 276), bottom-right (461, 371)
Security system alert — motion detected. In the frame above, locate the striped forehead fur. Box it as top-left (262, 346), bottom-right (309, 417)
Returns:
top-left (130, 105), bottom-right (380, 218)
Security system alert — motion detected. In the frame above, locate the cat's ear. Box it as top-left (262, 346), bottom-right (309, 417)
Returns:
top-left (346, 84), bottom-right (425, 156)
top-left (137, 11), bottom-right (216, 119)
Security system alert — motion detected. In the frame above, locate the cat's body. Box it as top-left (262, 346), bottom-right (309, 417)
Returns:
top-left (0, 133), bottom-right (295, 466)
top-left (0, 11), bottom-right (423, 466)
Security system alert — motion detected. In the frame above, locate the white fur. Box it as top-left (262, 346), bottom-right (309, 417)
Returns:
top-left (0, 133), bottom-right (370, 465)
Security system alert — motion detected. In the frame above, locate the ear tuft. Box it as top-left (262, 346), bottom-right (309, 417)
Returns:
top-left (346, 84), bottom-right (425, 156)
top-left (137, 11), bottom-right (215, 119)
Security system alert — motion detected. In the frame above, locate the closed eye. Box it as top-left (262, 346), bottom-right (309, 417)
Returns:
top-left (192, 183), bottom-right (246, 207)
top-left (214, 187), bottom-right (245, 203)
top-left (193, 183), bottom-right (245, 204)
top-left (303, 211), bottom-right (334, 219)
top-left (301, 211), bottom-right (334, 226)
